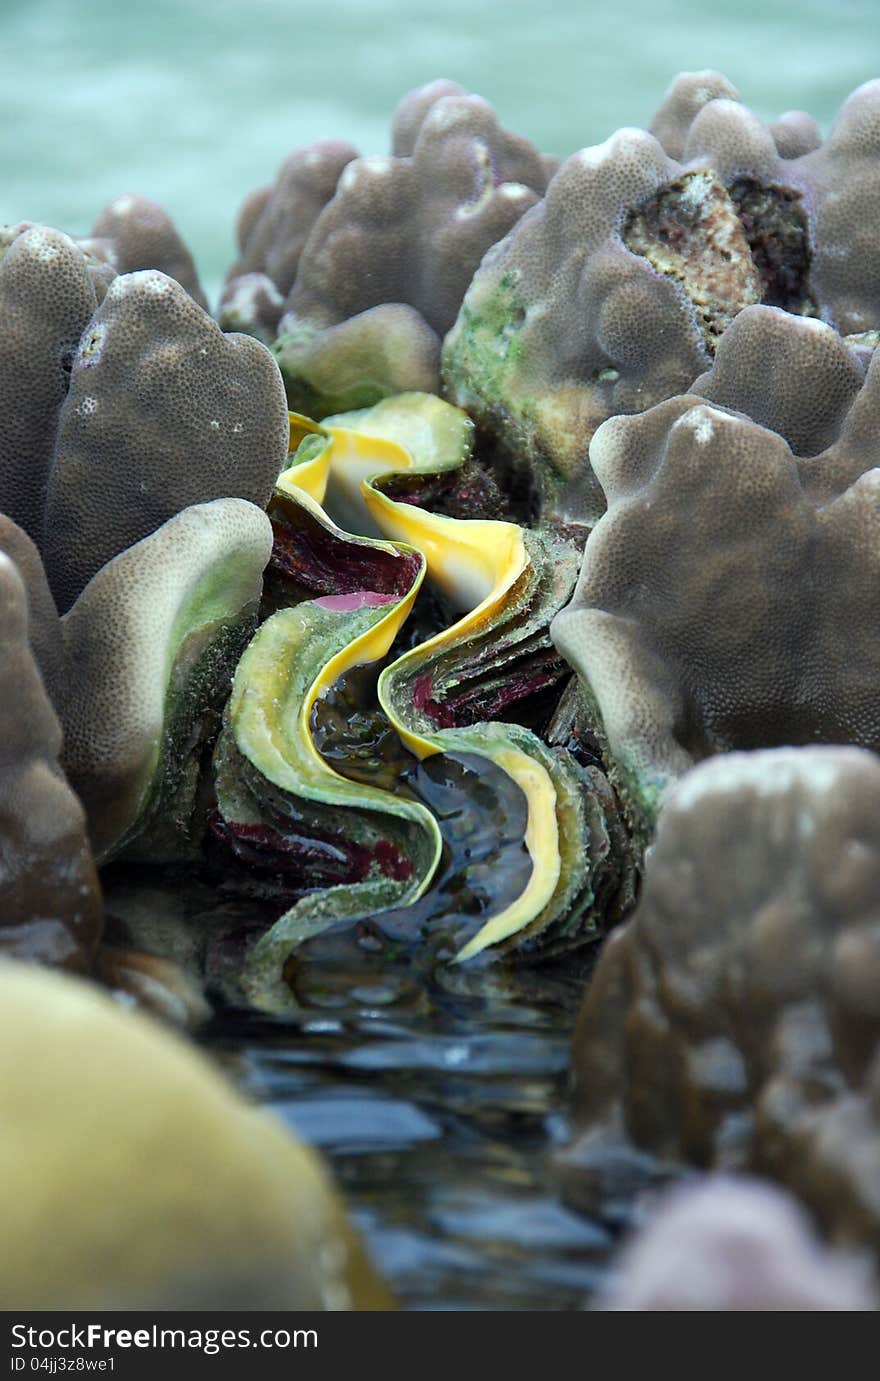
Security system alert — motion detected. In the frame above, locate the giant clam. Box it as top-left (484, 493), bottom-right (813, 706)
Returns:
top-left (212, 393), bottom-right (623, 1009)
top-left (4, 65), bottom-right (880, 1308)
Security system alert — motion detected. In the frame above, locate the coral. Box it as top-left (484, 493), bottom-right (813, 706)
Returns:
top-left (550, 330), bottom-right (880, 827)
top-left (219, 140), bottom-right (358, 340)
top-left (43, 269), bottom-right (289, 612)
top-left (89, 194), bottom-right (207, 308)
top-left (650, 69), bottom-right (821, 160)
top-left (0, 514), bottom-right (64, 705)
top-left (593, 1177), bottom-right (878, 1311)
top-left (443, 79), bottom-right (880, 525)
top-left (0, 554), bottom-right (102, 971)
top-left (0, 960), bottom-right (390, 1308)
top-left (0, 224), bottom-right (99, 543)
top-left (569, 748), bottom-right (880, 1258)
top-left (649, 70), bottom-right (741, 159)
top-left (59, 499), bottom-right (273, 863)
top-left (272, 304), bottom-right (442, 418)
top-left (274, 81), bottom-right (548, 415)
top-left (690, 304), bottom-right (870, 479)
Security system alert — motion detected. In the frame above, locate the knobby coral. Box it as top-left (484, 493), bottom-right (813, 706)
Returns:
top-left (0, 224), bottom-right (100, 544)
top-left (0, 551), bottom-right (102, 971)
top-left (219, 140), bottom-right (359, 342)
top-left (593, 1177), bottom-right (878, 1311)
top-left (88, 193), bottom-right (208, 308)
top-left (443, 77), bottom-right (880, 526)
top-left (569, 748), bottom-right (880, 1257)
top-left (272, 80), bottom-right (549, 416)
top-left (551, 310), bottom-right (880, 831)
top-left (43, 268), bottom-right (288, 611)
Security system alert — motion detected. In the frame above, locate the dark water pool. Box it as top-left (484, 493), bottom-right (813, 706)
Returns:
top-left (200, 951), bottom-right (616, 1310)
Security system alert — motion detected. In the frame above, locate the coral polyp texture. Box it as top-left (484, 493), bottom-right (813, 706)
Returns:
top-left (88, 193), bottom-right (208, 308)
top-left (272, 80), bottom-right (549, 417)
top-left (443, 76), bottom-right (880, 525)
top-left (0, 224), bottom-right (99, 543)
top-left (551, 314), bottom-right (880, 829)
top-left (569, 748), bottom-right (880, 1255)
top-left (43, 268), bottom-right (289, 611)
top-left (650, 69), bottom-right (821, 161)
top-left (59, 499), bottom-right (273, 862)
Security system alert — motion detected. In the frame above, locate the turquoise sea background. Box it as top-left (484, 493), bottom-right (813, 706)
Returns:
top-left (1, 0), bottom-right (878, 305)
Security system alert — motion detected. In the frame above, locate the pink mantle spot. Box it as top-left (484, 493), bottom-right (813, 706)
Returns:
top-left (314, 590), bottom-right (399, 612)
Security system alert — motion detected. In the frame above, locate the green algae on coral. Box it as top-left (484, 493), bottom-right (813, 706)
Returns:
top-left (60, 498), bottom-right (274, 863)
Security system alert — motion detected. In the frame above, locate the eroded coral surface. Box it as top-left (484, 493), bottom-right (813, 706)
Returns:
top-left (569, 748), bottom-right (880, 1257)
top-left (443, 78), bottom-right (880, 526)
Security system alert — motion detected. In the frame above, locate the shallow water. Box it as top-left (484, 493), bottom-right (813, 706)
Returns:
top-left (2, 0), bottom-right (877, 303)
top-left (202, 950), bottom-right (613, 1310)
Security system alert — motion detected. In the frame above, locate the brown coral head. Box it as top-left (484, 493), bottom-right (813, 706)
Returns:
top-left (551, 388), bottom-right (880, 824)
top-left (569, 746), bottom-right (880, 1252)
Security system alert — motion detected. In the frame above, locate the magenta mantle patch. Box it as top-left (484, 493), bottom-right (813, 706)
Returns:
top-left (314, 590), bottom-right (399, 612)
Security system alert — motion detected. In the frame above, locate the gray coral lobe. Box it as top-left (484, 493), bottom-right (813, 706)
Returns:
top-left (43, 268), bottom-right (288, 611)
top-left (569, 747), bottom-right (880, 1255)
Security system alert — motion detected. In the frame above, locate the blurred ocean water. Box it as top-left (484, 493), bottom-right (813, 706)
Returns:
top-left (1, 0), bottom-right (877, 306)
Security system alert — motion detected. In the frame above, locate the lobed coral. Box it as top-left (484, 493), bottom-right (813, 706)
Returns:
top-left (569, 748), bottom-right (880, 1256)
top-left (43, 268), bottom-right (288, 611)
top-left (0, 551), bottom-right (102, 971)
top-left (219, 140), bottom-right (359, 342)
top-left (88, 193), bottom-right (208, 308)
top-left (0, 243), bottom-right (286, 948)
top-left (443, 76), bottom-right (880, 525)
top-left (551, 308), bottom-right (880, 830)
top-left (272, 80), bottom-right (549, 416)
top-left (0, 224), bottom-right (100, 544)
top-left (60, 498), bottom-right (274, 862)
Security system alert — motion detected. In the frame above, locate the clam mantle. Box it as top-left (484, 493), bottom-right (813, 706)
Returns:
top-left (211, 394), bottom-right (611, 1006)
